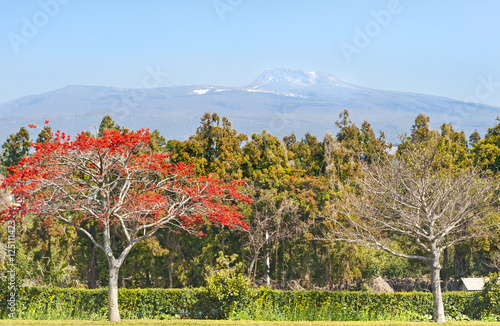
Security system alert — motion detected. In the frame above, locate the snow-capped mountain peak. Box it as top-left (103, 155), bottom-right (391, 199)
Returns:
top-left (249, 68), bottom-right (347, 89)
top-left (0, 68), bottom-right (497, 146)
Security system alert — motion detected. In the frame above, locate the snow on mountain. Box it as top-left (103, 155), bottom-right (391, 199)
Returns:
top-left (250, 68), bottom-right (349, 89)
top-left (0, 69), bottom-right (498, 144)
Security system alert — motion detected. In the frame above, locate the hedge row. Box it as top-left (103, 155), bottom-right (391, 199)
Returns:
top-left (0, 287), bottom-right (218, 320)
top-left (231, 289), bottom-right (486, 321)
top-left (0, 287), bottom-right (493, 321)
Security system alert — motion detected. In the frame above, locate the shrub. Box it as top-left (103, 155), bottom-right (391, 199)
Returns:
top-left (0, 285), bottom-right (489, 321)
top-left (0, 287), bottom-right (204, 320)
top-left (480, 272), bottom-right (500, 317)
top-left (204, 252), bottom-right (252, 319)
top-left (231, 289), bottom-right (479, 321)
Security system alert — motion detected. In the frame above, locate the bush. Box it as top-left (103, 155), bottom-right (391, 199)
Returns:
top-left (231, 289), bottom-right (479, 321)
top-left (480, 272), bottom-right (500, 318)
top-left (0, 287), bottom-right (205, 320)
top-left (205, 252), bottom-right (252, 319)
top-left (8, 287), bottom-right (109, 320)
top-left (0, 285), bottom-right (490, 321)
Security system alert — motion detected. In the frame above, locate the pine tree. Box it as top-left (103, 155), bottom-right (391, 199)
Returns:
top-left (1, 126), bottom-right (31, 170)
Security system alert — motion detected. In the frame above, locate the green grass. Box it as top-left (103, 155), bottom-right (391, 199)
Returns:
top-left (0, 321), bottom-right (500, 326)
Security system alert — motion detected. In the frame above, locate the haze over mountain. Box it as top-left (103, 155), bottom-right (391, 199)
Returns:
top-left (0, 68), bottom-right (498, 144)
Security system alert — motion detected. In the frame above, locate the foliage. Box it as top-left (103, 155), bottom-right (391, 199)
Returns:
top-left (1, 127), bottom-right (31, 171)
top-left (0, 123), bottom-right (250, 321)
top-left (0, 321), bottom-right (498, 326)
top-left (481, 272), bottom-right (500, 316)
top-left (0, 127), bottom-right (250, 233)
top-left (335, 110), bottom-right (390, 164)
top-left (242, 130), bottom-right (290, 186)
top-left (168, 112), bottom-right (247, 180)
top-left (285, 132), bottom-right (325, 176)
top-left (231, 289), bottom-right (484, 321)
top-left (0, 286), bottom-right (491, 321)
top-left (1, 113), bottom-right (500, 305)
top-left (472, 118), bottom-right (500, 172)
top-left (97, 114), bottom-right (125, 137)
top-left (205, 252), bottom-right (252, 319)
top-left (0, 286), bottom-right (203, 320)
top-left (327, 128), bottom-right (499, 322)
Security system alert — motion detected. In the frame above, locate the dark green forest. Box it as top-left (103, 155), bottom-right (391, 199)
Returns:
top-left (1, 111), bottom-right (499, 292)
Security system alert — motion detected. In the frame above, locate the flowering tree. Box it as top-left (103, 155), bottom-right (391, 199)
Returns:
top-left (0, 126), bottom-right (250, 321)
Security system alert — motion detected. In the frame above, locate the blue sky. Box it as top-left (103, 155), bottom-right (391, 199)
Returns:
top-left (1, 0), bottom-right (500, 107)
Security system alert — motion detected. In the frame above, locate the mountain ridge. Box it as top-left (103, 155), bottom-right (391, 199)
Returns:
top-left (0, 68), bottom-right (498, 143)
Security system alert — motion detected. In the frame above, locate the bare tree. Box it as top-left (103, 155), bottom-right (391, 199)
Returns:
top-left (486, 252), bottom-right (500, 271)
top-left (324, 140), bottom-right (498, 323)
top-left (242, 182), bottom-right (300, 285)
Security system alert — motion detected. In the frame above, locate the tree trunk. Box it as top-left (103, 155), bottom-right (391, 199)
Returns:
top-left (47, 234), bottom-right (51, 273)
top-left (247, 251), bottom-right (259, 281)
top-left (430, 257), bottom-right (446, 323)
top-left (169, 252), bottom-right (174, 289)
top-left (89, 225), bottom-right (98, 289)
top-left (265, 231), bottom-right (270, 286)
top-left (442, 248), bottom-right (448, 291)
top-left (153, 260), bottom-right (158, 288)
top-left (108, 261), bottom-right (121, 322)
top-left (89, 244), bottom-right (97, 289)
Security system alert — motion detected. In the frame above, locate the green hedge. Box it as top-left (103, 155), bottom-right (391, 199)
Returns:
top-left (0, 287), bottom-right (218, 320)
top-left (0, 287), bottom-right (495, 321)
top-left (231, 289), bottom-right (486, 321)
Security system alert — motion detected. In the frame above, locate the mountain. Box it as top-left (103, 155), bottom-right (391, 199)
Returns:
top-left (249, 68), bottom-right (350, 89)
top-left (0, 68), bottom-right (498, 144)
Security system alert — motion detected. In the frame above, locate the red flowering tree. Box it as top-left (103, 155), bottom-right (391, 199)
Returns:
top-left (0, 126), bottom-right (250, 321)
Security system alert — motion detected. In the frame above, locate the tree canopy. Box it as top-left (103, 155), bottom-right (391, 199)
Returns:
top-left (325, 136), bottom-right (499, 322)
top-left (0, 125), bottom-right (250, 321)
top-left (0, 112), bottom-right (499, 322)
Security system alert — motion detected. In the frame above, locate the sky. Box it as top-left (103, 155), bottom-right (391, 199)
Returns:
top-left (1, 0), bottom-right (500, 108)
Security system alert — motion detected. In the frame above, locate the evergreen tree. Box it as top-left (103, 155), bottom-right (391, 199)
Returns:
top-left (148, 129), bottom-right (168, 153)
top-left (242, 130), bottom-right (289, 186)
top-left (410, 113), bottom-right (433, 142)
top-left (285, 132), bottom-right (325, 176)
top-left (1, 126), bottom-right (31, 170)
top-left (36, 126), bottom-right (52, 144)
top-left (360, 121), bottom-right (391, 163)
top-left (335, 109), bottom-right (362, 153)
top-left (168, 113), bottom-right (247, 179)
top-left (472, 117), bottom-right (500, 172)
top-left (469, 130), bottom-right (481, 148)
top-left (98, 114), bottom-right (124, 136)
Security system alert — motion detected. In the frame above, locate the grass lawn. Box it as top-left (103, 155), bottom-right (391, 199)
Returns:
top-left (0, 321), bottom-right (500, 326)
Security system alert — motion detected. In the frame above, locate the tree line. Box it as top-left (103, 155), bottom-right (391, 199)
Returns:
top-left (1, 111), bottom-right (499, 295)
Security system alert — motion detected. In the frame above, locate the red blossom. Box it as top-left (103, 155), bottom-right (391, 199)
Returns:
top-left (0, 128), bottom-right (250, 234)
